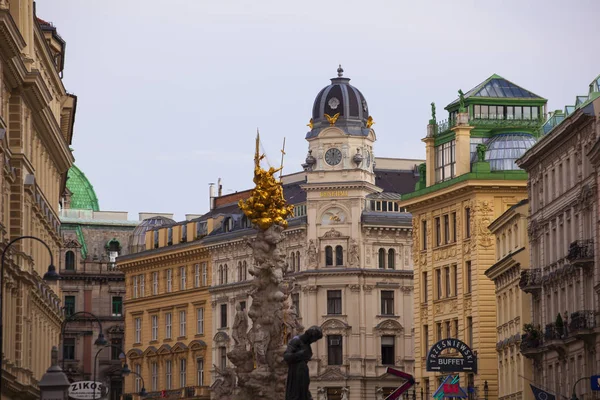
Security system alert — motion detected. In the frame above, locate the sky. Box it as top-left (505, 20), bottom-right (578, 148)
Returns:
top-left (37, 0), bottom-right (600, 221)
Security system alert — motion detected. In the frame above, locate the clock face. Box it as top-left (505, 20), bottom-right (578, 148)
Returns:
top-left (325, 148), bottom-right (342, 166)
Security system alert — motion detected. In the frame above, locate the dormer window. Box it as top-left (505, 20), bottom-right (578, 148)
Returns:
top-left (196, 221), bottom-right (207, 239)
top-left (106, 239), bottom-right (121, 270)
top-left (154, 230), bottom-right (159, 248)
top-left (167, 227), bottom-right (173, 245)
top-left (241, 216), bottom-right (252, 229)
top-left (223, 217), bottom-right (234, 233)
top-left (181, 224), bottom-right (187, 242)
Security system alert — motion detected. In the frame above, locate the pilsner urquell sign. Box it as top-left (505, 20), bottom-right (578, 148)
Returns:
top-left (426, 338), bottom-right (477, 373)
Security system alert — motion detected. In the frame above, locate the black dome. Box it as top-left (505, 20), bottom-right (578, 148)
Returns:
top-left (307, 66), bottom-right (371, 138)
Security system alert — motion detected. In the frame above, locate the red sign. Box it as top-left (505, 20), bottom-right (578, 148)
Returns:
top-left (444, 384), bottom-right (460, 394)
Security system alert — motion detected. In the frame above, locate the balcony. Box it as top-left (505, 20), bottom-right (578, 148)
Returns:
top-left (544, 323), bottom-right (567, 342)
top-left (520, 328), bottom-right (543, 357)
top-left (518, 268), bottom-right (541, 294)
top-left (566, 240), bottom-right (594, 266)
top-left (569, 310), bottom-right (596, 336)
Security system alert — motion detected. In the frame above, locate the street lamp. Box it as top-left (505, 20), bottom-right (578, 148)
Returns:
top-left (123, 369), bottom-right (147, 397)
top-left (93, 344), bottom-right (130, 400)
top-left (571, 376), bottom-right (590, 400)
top-left (1, 235), bottom-right (58, 360)
top-left (484, 380), bottom-right (489, 400)
top-left (61, 311), bottom-right (108, 372)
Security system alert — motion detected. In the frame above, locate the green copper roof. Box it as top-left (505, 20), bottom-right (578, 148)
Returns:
top-left (66, 165), bottom-right (100, 211)
top-left (447, 74), bottom-right (545, 109)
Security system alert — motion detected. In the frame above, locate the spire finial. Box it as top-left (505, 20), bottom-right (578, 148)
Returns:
top-left (337, 64), bottom-right (343, 77)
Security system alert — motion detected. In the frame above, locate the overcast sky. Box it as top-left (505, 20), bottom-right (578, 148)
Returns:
top-left (37, 0), bottom-right (600, 221)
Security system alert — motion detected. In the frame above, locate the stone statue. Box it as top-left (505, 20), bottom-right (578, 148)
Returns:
top-left (232, 303), bottom-right (249, 348)
top-left (283, 326), bottom-right (323, 400)
top-left (430, 102), bottom-right (436, 122)
top-left (317, 387), bottom-right (327, 400)
top-left (284, 304), bottom-right (304, 343)
top-left (375, 387), bottom-right (384, 400)
top-left (418, 163), bottom-right (426, 177)
top-left (476, 143), bottom-right (487, 162)
top-left (307, 239), bottom-right (317, 268)
top-left (341, 387), bottom-right (349, 400)
top-left (212, 365), bottom-right (236, 400)
top-left (348, 239), bottom-right (359, 266)
top-left (458, 89), bottom-right (466, 112)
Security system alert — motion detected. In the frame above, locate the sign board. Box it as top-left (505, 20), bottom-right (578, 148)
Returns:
top-left (426, 338), bottom-right (478, 373)
top-left (434, 376), bottom-right (468, 399)
top-left (591, 375), bottom-right (600, 391)
top-left (68, 381), bottom-right (105, 399)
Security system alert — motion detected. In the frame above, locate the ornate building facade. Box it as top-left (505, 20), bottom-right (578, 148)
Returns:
top-left (202, 68), bottom-right (421, 400)
top-left (485, 199), bottom-right (533, 400)
top-left (399, 75), bottom-right (546, 399)
top-left (58, 165), bottom-right (141, 399)
top-left (118, 216), bottom-right (213, 400)
top-left (517, 75), bottom-right (600, 400)
top-left (1, 2), bottom-right (76, 399)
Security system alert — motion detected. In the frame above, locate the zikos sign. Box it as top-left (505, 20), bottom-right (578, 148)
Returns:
top-left (68, 381), bottom-right (105, 399)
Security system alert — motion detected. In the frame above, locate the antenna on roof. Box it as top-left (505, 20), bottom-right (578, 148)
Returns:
top-left (279, 137), bottom-right (286, 181)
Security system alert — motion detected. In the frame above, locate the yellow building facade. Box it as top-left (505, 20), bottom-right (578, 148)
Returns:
top-left (1, 2), bottom-right (76, 399)
top-left (485, 200), bottom-right (533, 400)
top-left (118, 219), bottom-right (213, 399)
top-left (399, 75), bottom-right (546, 399)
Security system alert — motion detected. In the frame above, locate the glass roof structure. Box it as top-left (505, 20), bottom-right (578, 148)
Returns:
top-left (447, 74), bottom-right (544, 108)
top-left (485, 133), bottom-right (537, 171)
top-left (128, 216), bottom-right (175, 254)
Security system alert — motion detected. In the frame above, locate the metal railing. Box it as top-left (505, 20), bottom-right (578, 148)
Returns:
top-left (567, 240), bottom-right (594, 262)
top-left (518, 268), bottom-right (541, 292)
top-left (569, 310), bottom-right (596, 332)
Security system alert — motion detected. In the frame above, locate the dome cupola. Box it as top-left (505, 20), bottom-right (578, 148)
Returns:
top-left (307, 65), bottom-right (372, 138)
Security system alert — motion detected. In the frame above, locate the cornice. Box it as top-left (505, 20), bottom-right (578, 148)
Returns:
top-left (33, 20), bottom-right (66, 94)
top-left (123, 286), bottom-right (210, 306)
top-left (301, 180), bottom-right (381, 193)
top-left (0, 11), bottom-right (26, 61)
top-left (118, 245), bottom-right (208, 271)
top-left (484, 247), bottom-right (524, 280)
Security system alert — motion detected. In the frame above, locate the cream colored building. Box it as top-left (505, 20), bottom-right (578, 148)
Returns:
top-left (204, 68), bottom-right (420, 400)
top-left (399, 75), bottom-right (546, 399)
top-left (485, 200), bottom-right (533, 400)
top-left (516, 75), bottom-right (600, 400)
top-left (1, 2), bottom-right (76, 399)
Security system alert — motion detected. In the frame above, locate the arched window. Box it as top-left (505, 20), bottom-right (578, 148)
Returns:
top-left (388, 249), bottom-right (395, 269)
top-left (65, 251), bottom-right (75, 271)
top-left (290, 253), bottom-right (296, 272)
top-left (378, 248), bottom-right (386, 269)
top-left (243, 261), bottom-right (247, 281)
top-left (296, 251), bottom-right (300, 271)
top-left (335, 246), bottom-right (343, 266)
top-left (219, 265), bottom-right (224, 285)
top-left (325, 246), bottom-right (333, 266)
top-left (237, 262), bottom-right (242, 281)
top-left (514, 224), bottom-right (519, 248)
top-left (224, 264), bottom-right (228, 284)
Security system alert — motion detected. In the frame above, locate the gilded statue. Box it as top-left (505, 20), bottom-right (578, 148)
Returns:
top-left (324, 113), bottom-right (340, 126)
top-left (366, 116), bottom-right (375, 128)
top-left (307, 119), bottom-right (313, 129)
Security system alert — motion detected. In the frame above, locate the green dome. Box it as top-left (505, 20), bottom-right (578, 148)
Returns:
top-left (66, 165), bottom-right (100, 211)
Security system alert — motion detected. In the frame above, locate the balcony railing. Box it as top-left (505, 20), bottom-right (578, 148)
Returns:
top-left (567, 240), bottom-right (594, 265)
top-left (518, 268), bottom-right (541, 293)
top-left (569, 310), bottom-right (596, 333)
top-left (469, 117), bottom-right (543, 129)
top-left (436, 119), bottom-right (457, 135)
top-left (544, 323), bottom-right (567, 341)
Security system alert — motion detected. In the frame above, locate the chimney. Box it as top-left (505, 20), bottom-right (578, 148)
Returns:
top-left (209, 183), bottom-right (215, 211)
top-left (218, 177), bottom-right (222, 197)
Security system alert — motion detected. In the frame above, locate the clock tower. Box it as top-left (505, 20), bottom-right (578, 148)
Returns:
top-left (302, 66), bottom-right (381, 268)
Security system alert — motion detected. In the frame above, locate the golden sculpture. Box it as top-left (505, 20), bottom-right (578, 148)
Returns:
top-left (307, 119), bottom-right (313, 129)
top-left (238, 132), bottom-right (294, 231)
top-left (366, 116), bottom-right (375, 128)
top-left (324, 112), bottom-right (340, 126)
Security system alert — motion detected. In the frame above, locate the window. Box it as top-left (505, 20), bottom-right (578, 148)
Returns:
top-left (196, 358), bottom-right (204, 386)
top-left (219, 347), bottom-right (227, 370)
top-left (179, 310), bottom-right (186, 337)
top-left (181, 224), bottom-right (187, 242)
top-left (243, 261), bottom-right (247, 280)
top-left (388, 249), bottom-right (395, 269)
top-left (422, 272), bottom-right (428, 303)
top-left (452, 212), bottom-right (457, 242)
top-left (381, 336), bottom-right (395, 365)
top-left (465, 261), bottom-right (472, 294)
top-left (435, 269), bottom-right (442, 299)
top-left (422, 220), bottom-right (427, 250)
top-left (465, 208), bottom-right (471, 238)
top-left (435, 217), bottom-right (441, 246)
top-left (436, 322), bottom-right (442, 341)
top-left (220, 304), bottom-right (228, 328)
top-left (139, 274), bottom-right (145, 297)
top-left (423, 325), bottom-right (429, 353)
top-left (180, 358), bottom-right (186, 387)
top-left (165, 312), bottom-right (172, 339)
top-left (434, 140), bottom-right (455, 182)
top-left (335, 245), bottom-right (343, 266)
top-left (196, 221), bottom-right (207, 239)
top-left (167, 269), bottom-right (172, 292)
top-left (168, 227), bottom-right (173, 245)
top-left (135, 364), bottom-right (141, 393)
top-left (445, 321), bottom-right (451, 338)
top-left (154, 230), bottom-right (159, 248)
top-left (378, 248), bottom-right (386, 269)
top-left (445, 267), bottom-right (451, 297)
top-left (327, 335), bottom-right (343, 365)
top-left (180, 266), bottom-right (186, 290)
top-left (224, 264), bottom-right (228, 284)
top-left (65, 251), bottom-right (75, 270)
top-left (202, 263), bottom-right (208, 286)
top-left (239, 301), bottom-right (246, 311)
top-left (325, 246), bottom-right (333, 266)
top-left (296, 251), bottom-right (300, 271)
top-left (381, 290), bottom-right (394, 315)
top-left (290, 255), bottom-right (295, 272)
top-left (466, 317), bottom-right (473, 346)
top-left (151, 362), bottom-right (158, 391)
top-left (63, 338), bottom-right (75, 360)
top-left (327, 290), bottom-right (342, 315)
top-left (165, 360), bottom-right (172, 390)
top-left (292, 293), bottom-right (300, 316)
top-left (112, 296), bottom-right (123, 317)
top-left (453, 319), bottom-right (459, 338)
top-left (444, 215), bottom-right (450, 244)
top-left (219, 265), bottom-right (224, 285)
top-left (135, 317), bottom-right (142, 343)
top-left (196, 307), bottom-right (205, 335)
top-left (133, 276), bottom-right (138, 299)
top-left (153, 271), bottom-right (158, 295)
top-left (111, 338), bottom-right (122, 360)
top-left (194, 264), bottom-right (200, 288)
top-left (64, 296), bottom-right (75, 317)
top-left (452, 265), bottom-right (458, 296)
top-left (151, 315), bottom-right (158, 341)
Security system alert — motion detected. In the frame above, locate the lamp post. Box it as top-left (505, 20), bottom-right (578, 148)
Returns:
top-left (484, 380), bottom-right (489, 400)
top-left (93, 344), bottom-right (130, 400)
top-left (1, 235), bottom-right (59, 360)
top-left (571, 376), bottom-right (590, 400)
top-left (124, 370), bottom-right (147, 397)
top-left (61, 311), bottom-right (108, 372)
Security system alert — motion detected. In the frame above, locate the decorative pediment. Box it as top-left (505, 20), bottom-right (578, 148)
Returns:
top-left (321, 319), bottom-right (351, 336)
top-left (323, 228), bottom-right (342, 238)
top-left (374, 319), bottom-right (404, 336)
top-left (189, 340), bottom-right (208, 351)
top-left (127, 348), bottom-right (143, 359)
top-left (142, 346), bottom-right (158, 357)
top-left (316, 366), bottom-right (347, 381)
top-left (63, 238), bottom-right (81, 248)
top-left (171, 342), bottom-right (189, 353)
top-left (108, 325), bottom-right (124, 334)
top-left (214, 331), bottom-right (230, 344)
top-left (157, 344), bottom-right (172, 355)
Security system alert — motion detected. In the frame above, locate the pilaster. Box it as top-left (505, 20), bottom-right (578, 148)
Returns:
top-left (452, 112), bottom-right (473, 177)
top-left (422, 135), bottom-right (435, 187)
